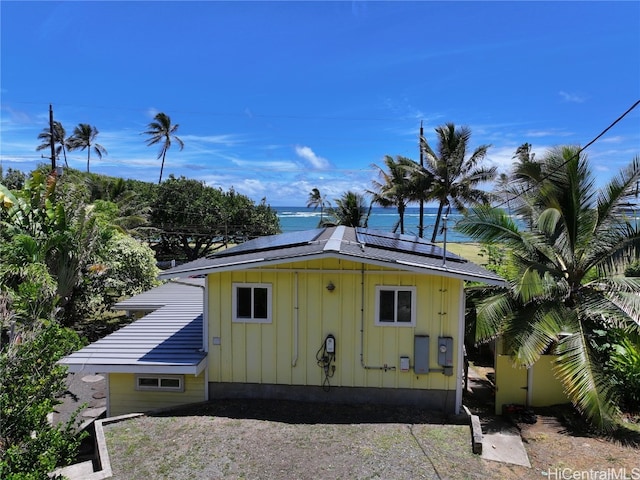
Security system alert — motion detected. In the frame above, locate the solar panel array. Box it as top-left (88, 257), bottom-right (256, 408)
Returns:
top-left (212, 228), bottom-right (326, 258)
top-left (355, 228), bottom-right (465, 263)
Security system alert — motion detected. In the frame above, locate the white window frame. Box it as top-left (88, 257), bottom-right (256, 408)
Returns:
top-left (135, 374), bottom-right (184, 392)
top-left (374, 286), bottom-right (417, 327)
top-left (232, 283), bottom-right (273, 323)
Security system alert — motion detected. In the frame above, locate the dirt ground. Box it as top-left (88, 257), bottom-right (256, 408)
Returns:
top-left (55, 355), bottom-right (639, 479)
top-left (101, 370), bottom-right (640, 480)
top-left (465, 363), bottom-right (640, 479)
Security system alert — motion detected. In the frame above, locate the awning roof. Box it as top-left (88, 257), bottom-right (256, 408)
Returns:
top-left (60, 281), bottom-right (206, 375)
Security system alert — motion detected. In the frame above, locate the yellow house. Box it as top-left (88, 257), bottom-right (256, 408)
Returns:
top-left (62, 226), bottom-right (504, 416)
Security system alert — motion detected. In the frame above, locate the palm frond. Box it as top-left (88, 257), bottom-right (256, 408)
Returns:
top-left (554, 329), bottom-right (621, 432)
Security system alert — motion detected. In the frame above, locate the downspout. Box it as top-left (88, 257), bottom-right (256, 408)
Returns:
top-left (360, 264), bottom-right (396, 372)
top-left (292, 272), bottom-right (299, 367)
top-left (454, 284), bottom-right (465, 415)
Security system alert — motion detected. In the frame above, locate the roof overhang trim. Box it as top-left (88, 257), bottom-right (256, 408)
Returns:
top-left (61, 356), bottom-right (207, 375)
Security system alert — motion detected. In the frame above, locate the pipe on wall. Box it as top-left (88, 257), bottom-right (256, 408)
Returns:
top-left (292, 271), bottom-right (299, 367)
top-left (359, 264), bottom-right (396, 371)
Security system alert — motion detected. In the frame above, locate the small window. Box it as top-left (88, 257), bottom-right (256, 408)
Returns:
top-left (135, 375), bottom-right (184, 392)
top-left (233, 283), bottom-right (272, 323)
top-left (375, 286), bottom-right (416, 326)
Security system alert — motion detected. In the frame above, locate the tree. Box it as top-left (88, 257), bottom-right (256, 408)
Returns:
top-left (369, 156), bottom-right (423, 234)
top-left (67, 123), bottom-right (107, 173)
top-left (143, 112), bottom-right (184, 184)
top-left (150, 176), bottom-right (280, 260)
top-left (0, 172), bottom-right (105, 326)
top-left (457, 146), bottom-right (640, 431)
top-left (0, 168), bottom-right (26, 190)
top-left (0, 318), bottom-right (85, 479)
top-left (420, 123), bottom-right (496, 242)
top-left (306, 188), bottom-right (330, 226)
top-left (326, 191), bottom-right (369, 227)
top-left (36, 121), bottom-right (69, 168)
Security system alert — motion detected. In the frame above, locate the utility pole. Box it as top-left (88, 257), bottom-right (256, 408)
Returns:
top-left (49, 104), bottom-right (56, 172)
top-left (418, 121), bottom-right (424, 238)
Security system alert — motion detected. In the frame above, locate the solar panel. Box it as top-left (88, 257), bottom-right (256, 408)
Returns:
top-left (212, 228), bottom-right (326, 258)
top-left (355, 228), bottom-right (465, 263)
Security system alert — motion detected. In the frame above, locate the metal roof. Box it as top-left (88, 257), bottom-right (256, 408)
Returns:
top-left (114, 278), bottom-right (204, 312)
top-left (60, 282), bottom-right (206, 374)
top-left (159, 226), bottom-right (506, 286)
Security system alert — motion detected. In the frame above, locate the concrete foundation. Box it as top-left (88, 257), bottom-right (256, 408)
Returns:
top-left (208, 382), bottom-right (456, 412)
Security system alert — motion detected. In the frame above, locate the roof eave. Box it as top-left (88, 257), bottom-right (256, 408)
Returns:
top-left (158, 250), bottom-right (506, 286)
top-left (60, 356), bottom-right (207, 375)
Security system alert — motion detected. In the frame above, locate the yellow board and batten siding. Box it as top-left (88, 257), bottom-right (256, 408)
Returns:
top-left (108, 373), bottom-right (206, 417)
top-left (207, 257), bottom-right (463, 392)
top-left (494, 353), bottom-right (570, 414)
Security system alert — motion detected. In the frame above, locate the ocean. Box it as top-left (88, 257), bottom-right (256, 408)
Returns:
top-left (275, 206), bottom-right (471, 242)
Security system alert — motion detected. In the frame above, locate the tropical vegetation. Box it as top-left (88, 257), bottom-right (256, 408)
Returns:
top-left (369, 155), bottom-right (424, 234)
top-left (326, 190), bottom-right (370, 227)
top-left (457, 146), bottom-right (640, 431)
top-left (36, 120), bottom-right (69, 168)
top-left (306, 188), bottom-right (330, 226)
top-left (143, 112), bottom-right (184, 184)
top-left (420, 123), bottom-right (496, 242)
top-left (67, 123), bottom-right (107, 173)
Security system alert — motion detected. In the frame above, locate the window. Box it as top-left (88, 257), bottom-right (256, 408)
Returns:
top-left (232, 283), bottom-right (272, 323)
top-left (135, 375), bottom-right (184, 392)
top-left (375, 286), bottom-right (416, 326)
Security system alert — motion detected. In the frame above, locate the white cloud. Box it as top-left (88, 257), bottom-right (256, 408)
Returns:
top-left (295, 145), bottom-right (330, 169)
top-left (524, 129), bottom-right (573, 138)
top-left (559, 91), bottom-right (586, 103)
top-left (180, 134), bottom-right (244, 146)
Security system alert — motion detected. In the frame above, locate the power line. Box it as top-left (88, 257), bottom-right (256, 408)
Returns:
top-left (494, 99), bottom-right (640, 210)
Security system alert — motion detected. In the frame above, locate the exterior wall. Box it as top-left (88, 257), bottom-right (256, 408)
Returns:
top-left (529, 356), bottom-right (570, 407)
top-left (494, 354), bottom-right (527, 414)
top-left (495, 354), bottom-right (569, 414)
top-left (108, 372), bottom-right (206, 417)
top-left (206, 258), bottom-right (464, 404)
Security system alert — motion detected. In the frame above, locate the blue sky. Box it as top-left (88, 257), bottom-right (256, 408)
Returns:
top-left (1, 1), bottom-right (639, 207)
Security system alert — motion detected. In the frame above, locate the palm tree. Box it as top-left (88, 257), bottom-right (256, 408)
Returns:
top-left (306, 188), bottom-right (330, 226)
top-left (143, 112), bottom-right (184, 184)
top-left (420, 123), bottom-right (496, 242)
top-left (35, 121), bottom-right (69, 168)
top-left (67, 123), bottom-right (107, 173)
top-left (368, 156), bottom-right (422, 234)
top-left (457, 146), bottom-right (640, 431)
top-left (327, 191), bottom-right (369, 227)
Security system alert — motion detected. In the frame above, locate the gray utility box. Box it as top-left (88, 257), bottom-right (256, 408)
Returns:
top-left (414, 335), bottom-right (430, 374)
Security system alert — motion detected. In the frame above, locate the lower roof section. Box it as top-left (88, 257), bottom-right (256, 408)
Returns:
top-left (60, 303), bottom-right (207, 375)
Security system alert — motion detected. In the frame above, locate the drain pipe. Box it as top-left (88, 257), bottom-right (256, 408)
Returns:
top-left (359, 264), bottom-right (396, 372)
top-left (292, 272), bottom-right (299, 367)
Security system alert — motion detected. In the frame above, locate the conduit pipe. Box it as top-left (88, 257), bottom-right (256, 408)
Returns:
top-left (292, 272), bottom-right (299, 367)
top-left (359, 264), bottom-right (396, 372)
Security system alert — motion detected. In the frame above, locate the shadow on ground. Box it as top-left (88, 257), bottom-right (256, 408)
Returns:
top-left (152, 398), bottom-right (469, 426)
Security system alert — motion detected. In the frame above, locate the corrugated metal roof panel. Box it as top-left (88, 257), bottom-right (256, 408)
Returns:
top-left (61, 299), bottom-right (206, 374)
top-left (114, 278), bottom-right (204, 311)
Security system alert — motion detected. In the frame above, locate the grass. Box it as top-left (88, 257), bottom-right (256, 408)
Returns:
top-left (103, 401), bottom-right (488, 480)
top-left (440, 242), bottom-right (484, 264)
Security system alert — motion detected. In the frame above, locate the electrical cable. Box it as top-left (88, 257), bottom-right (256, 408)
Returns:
top-left (315, 338), bottom-right (336, 392)
top-left (491, 99), bottom-right (640, 210)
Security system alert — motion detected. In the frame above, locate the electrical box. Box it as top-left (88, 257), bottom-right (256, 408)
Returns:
top-left (437, 336), bottom-right (454, 367)
top-left (400, 356), bottom-right (410, 372)
top-left (414, 335), bottom-right (429, 374)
